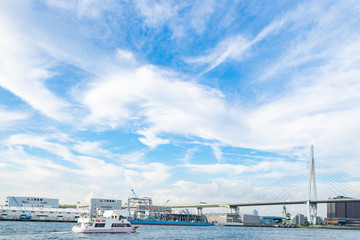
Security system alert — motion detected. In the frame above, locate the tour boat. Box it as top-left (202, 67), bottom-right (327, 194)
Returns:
top-left (72, 210), bottom-right (138, 233)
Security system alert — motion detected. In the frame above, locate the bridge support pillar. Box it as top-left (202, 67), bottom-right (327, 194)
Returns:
top-left (197, 207), bottom-right (203, 216)
top-left (307, 145), bottom-right (317, 225)
top-left (229, 206), bottom-right (239, 214)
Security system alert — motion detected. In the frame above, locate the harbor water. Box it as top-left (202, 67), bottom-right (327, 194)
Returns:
top-left (0, 221), bottom-right (359, 239)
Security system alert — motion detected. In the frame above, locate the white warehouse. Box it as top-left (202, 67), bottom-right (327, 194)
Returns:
top-left (6, 196), bottom-right (59, 208)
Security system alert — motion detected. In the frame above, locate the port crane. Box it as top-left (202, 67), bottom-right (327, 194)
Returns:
top-left (154, 200), bottom-right (170, 218)
top-left (131, 189), bottom-right (139, 199)
top-left (282, 204), bottom-right (291, 225)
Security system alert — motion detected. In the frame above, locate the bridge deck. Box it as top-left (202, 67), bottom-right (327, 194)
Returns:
top-left (170, 198), bottom-right (360, 208)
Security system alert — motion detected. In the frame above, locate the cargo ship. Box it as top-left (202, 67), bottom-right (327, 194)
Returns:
top-left (129, 219), bottom-right (212, 226)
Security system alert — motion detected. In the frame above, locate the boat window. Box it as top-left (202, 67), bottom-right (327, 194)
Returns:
top-left (94, 223), bottom-right (106, 227)
top-left (111, 223), bottom-right (131, 227)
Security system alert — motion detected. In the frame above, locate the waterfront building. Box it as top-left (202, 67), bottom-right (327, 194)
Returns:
top-left (325, 196), bottom-right (360, 225)
top-left (6, 196), bottom-right (59, 208)
top-left (0, 205), bottom-right (87, 221)
top-left (260, 216), bottom-right (283, 225)
top-left (1, 196), bottom-right (125, 222)
top-left (77, 198), bottom-right (122, 216)
top-left (206, 213), bottom-right (260, 226)
top-left (290, 214), bottom-right (305, 225)
top-left (327, 196), bottom-right (360, 218)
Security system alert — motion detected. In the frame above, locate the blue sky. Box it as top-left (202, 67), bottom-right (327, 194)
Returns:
top-left (1, 0), bottom-right (360, 216)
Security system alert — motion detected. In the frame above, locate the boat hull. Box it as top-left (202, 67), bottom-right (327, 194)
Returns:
top-left (72, 226), bottom-right (136, 233)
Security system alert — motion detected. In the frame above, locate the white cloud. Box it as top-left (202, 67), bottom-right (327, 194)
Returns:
top-left (0, 107), bottom-right (29, 128)
top-left (186, 35), bottom-right (252, 73)
top-left (150, 179), bottom-right (255, 205)
top-left (0, 133), bottom-right (172, 203)
top-left (189, 0), bottom-right (215, 34)
top-left (210, 144), bottom-right (222, 162)
top-left (137, 130), bottom-right (170, 148)
top-left (0, 5), bottom-right (71, 122)
top-left (240, 2), bottom-right (360, 166)
top-left (134, 0), bottom-right (219, 38)
top-left (72, 141), bottom-right (110, 156)
top-left (116, 152), bottom-right (146, 164)
top-left (135, 0), bottom-right (179, 28)
top-left (181, 147), bottom-right (198, 164)
top-left (185, 12), bottom-right (289, 74)
top-left (7, 134), bottom-right (75, 163)
top-left (183, 160), bottom-right (301, 176)
top-left (46, 0), bottom-right (116, 18)
top-left (122, 162), bottom-right (171, 187)
top-left (82, 64), bottom-right (232, 147)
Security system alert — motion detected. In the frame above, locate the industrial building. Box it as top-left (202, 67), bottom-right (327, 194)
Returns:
top-left (77, 198), bottom-right (122, 216)
top-left (206, 213), bottom-right (260, 226)
top-left (290, 214), bottom-right (305, 225)
top-left (1, 196), bottom-right (123, 222)
top-left (0, 205), bottom-right (87, 221)
top-left (325, 196), bottom-right (360, 225)
top-left (6, 196), bottom-right (59, 208)
top-left (260, 216), bottom-right (283, 225)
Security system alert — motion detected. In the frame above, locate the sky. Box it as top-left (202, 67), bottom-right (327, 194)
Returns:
top-left (1, 0), bottom-right (360, 217)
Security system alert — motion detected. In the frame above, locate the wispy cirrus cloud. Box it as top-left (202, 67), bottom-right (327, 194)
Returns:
top-left (134, 0), bottom-right (180, 28)
top-left (185, 12), bottom-right (289, 74)
top-left (46, 0), bottom-right (119, 19)
top-left (0, 107), bottom-right (29, 128)
top-left (0, 4), bottom-right (72, 122)
top-left (134, 0), bottom-right (221, 38)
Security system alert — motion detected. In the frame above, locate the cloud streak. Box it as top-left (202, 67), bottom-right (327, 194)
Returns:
top-left (185, 12), bottom-right (289, 74)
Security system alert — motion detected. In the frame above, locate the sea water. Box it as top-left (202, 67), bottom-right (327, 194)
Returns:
top-left (0, 221), bottom-right (359, 239)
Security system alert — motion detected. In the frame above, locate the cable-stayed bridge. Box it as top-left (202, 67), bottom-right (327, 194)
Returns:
top-left (170, 146), bottom-right (360, 225)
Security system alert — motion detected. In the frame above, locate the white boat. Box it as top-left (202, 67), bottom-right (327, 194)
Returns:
top-left (72, 210), bottom-right (138, 233)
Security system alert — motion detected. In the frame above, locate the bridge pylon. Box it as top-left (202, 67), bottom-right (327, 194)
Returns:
top-left (307, 145), bottom-right (317, 225)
